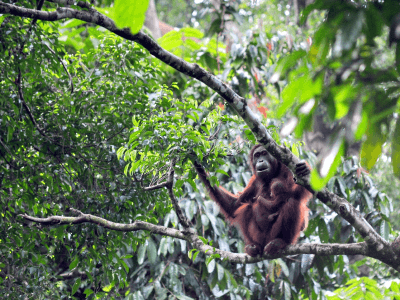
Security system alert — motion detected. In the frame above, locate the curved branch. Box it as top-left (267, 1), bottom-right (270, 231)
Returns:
top-left (43, 42), bottom-right (74, 94)
top-left (19, 210), bottom-right (187, 239)
top-left (18, 211), bottom-right (384, 266)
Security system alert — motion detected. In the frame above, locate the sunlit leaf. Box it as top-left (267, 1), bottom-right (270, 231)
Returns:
top-left (318, 218), bottom-right (329, 243)
top-left (137, 244), bottom-right (146, 265)
top-left (360, 126), bottom-right (384, 170)
top-left (311, 138), bottom-right (345, 190)
top-left (392, 119), bottom-right (400, 178)
top-left (114, 0), bottom-right (150, 34)
top-left (69, 256), bottom-right (79, 270)
top-left (71, 278), bottom-right (81, 296)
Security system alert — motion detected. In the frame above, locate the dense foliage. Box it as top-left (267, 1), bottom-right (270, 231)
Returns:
top-left (1, 0), bottom-right (400, 299)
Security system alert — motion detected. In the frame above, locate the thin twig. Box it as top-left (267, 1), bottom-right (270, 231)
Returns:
top-left (43, 42), bottom-right (74, 94)
top-left (0, 137), bottom-right (16, 169)
top-left (15, 73), bottom-right (49, 139)
top-left (142, 159), bottom-right (176, 191)
top-left (46, 0), bottom-right (94, 11)
top-left (165, 158), bottom-right (190, 228)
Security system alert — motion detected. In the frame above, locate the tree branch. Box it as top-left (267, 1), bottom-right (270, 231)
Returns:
top-left (15, 72), bottom-right (49, 139)
top-left (43, 42), bottom-right (74, 94)
top-left (19, 210), bottom-right (187, 240)
top-left (19, 211), bottom-right (392, 267)
top-left (58, 270), bottom-right (88, 280)
top-left (46, 0), bottom-right (94, 11)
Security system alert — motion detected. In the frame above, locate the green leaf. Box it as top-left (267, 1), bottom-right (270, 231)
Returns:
top-left (216, 169), bottom-right (229, 176)
top-left (362, 191), bottom-right (374, 211)
top-left (206, 257), bottom-right (215, 273)
top-left (181, 27), bottom-right (204, 39)
top-left (277, 258), bottom-right (289, 277)
top-left (274, 50), bottom-right (307, 79)
top-left (318, 219), bottom-right (329, 243)
top-left (365, 6), bottom-right (383, 44)
top-left (188, 249), bottom-right (195, 259)
top-left (284, 281), bottom-right (291, 300)
top-left (71, 278), bottom-right (81, 296)
top-left (137, 244), bottom-right (146, 265)
top-left (114, 0), bottom-right (150, 34)
top-left (380, 220), bottom-right (389, 241)
top-left (143, 285), bottom-right (154, 298)
top-left (354, 110), bottom-right (368, 140)
top-left (147, 238), bottom-right (157, 264)
top-left (102, 281), bottom-right (115, 292)
top-left (244, 129), bottom-right (256, 143)
top-left (300, 0), bottom-right (330, 25)
top-left (61, 19), bottom-right (86, 29)
top-left (390, 281), bottom-right (400, 293)
top-left (303, 218), bottom-right (318, 237)
top-left (158, 237), bottom-right (167, 256)
top-left (83, 288), bottom-right (94, 296)
top-left (188, 249), bottom-right (199, 262)
top-left (333, 11), bottom-right (364, 56)
top-left (332, 84), bottom-right (357, 119)
top-left (176, 295), bottom-right (195, 300)
top-left (226, 269), bottom-right (238, 288)
top-left (291, 143), bottom-right (299, 157)
top-left (335, 178), bottom-right (347, 198)
top-left (159, 30), bottom-right (184, 51)
top-left (392, 119), bottom-right (400, 178)
top-left (216, 263), bottom-right (224, 280)
top-left (69, 256), bottom-right (79, 270)
top-left (206, 18), bottom-right (223, 37)
top-left (120, 259), bottom-right (129, 273)
top-left (7, 126), bottom-right (14, 142)
top-left (311, 138), bottom-right (345, 190)
top-left (361, 126), bottom-right (384, 170)
top-left (301, 254), bottom-right (314, 274)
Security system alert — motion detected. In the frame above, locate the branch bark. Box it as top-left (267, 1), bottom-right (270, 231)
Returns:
top-left (20, 211), bottom-right (389, 266)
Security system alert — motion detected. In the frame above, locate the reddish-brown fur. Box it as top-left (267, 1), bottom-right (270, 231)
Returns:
top-left (194, 145), bottom-right (312, 256)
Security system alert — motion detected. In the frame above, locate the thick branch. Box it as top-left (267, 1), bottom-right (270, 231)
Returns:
top-left (19, 211), bottom-right (187, 240)
top-left (19, 211), bottom-right (392, 266)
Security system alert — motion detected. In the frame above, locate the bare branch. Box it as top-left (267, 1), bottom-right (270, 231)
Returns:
top-left (46, 0), bottom-right (94, 11)
top-left (140, 160), bottom-right (174, 191)
top-left (19, 211), bottom-right (391, 266)
top-left (147, 158), bottom-right (192, 228)
top-left (166, 172), bottom-right (191, 229)
top-left (58, 270), bottom-right (88, 280)
top-left (19, 211), bottom-right (187, 240)
top-left (207, 121), bottom-right (222, 141)
top-left (15, 73), bottom-right (49, 139)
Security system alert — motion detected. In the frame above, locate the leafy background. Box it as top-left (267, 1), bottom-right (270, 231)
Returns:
top-left (1, 0), bottom-right (400, 299)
